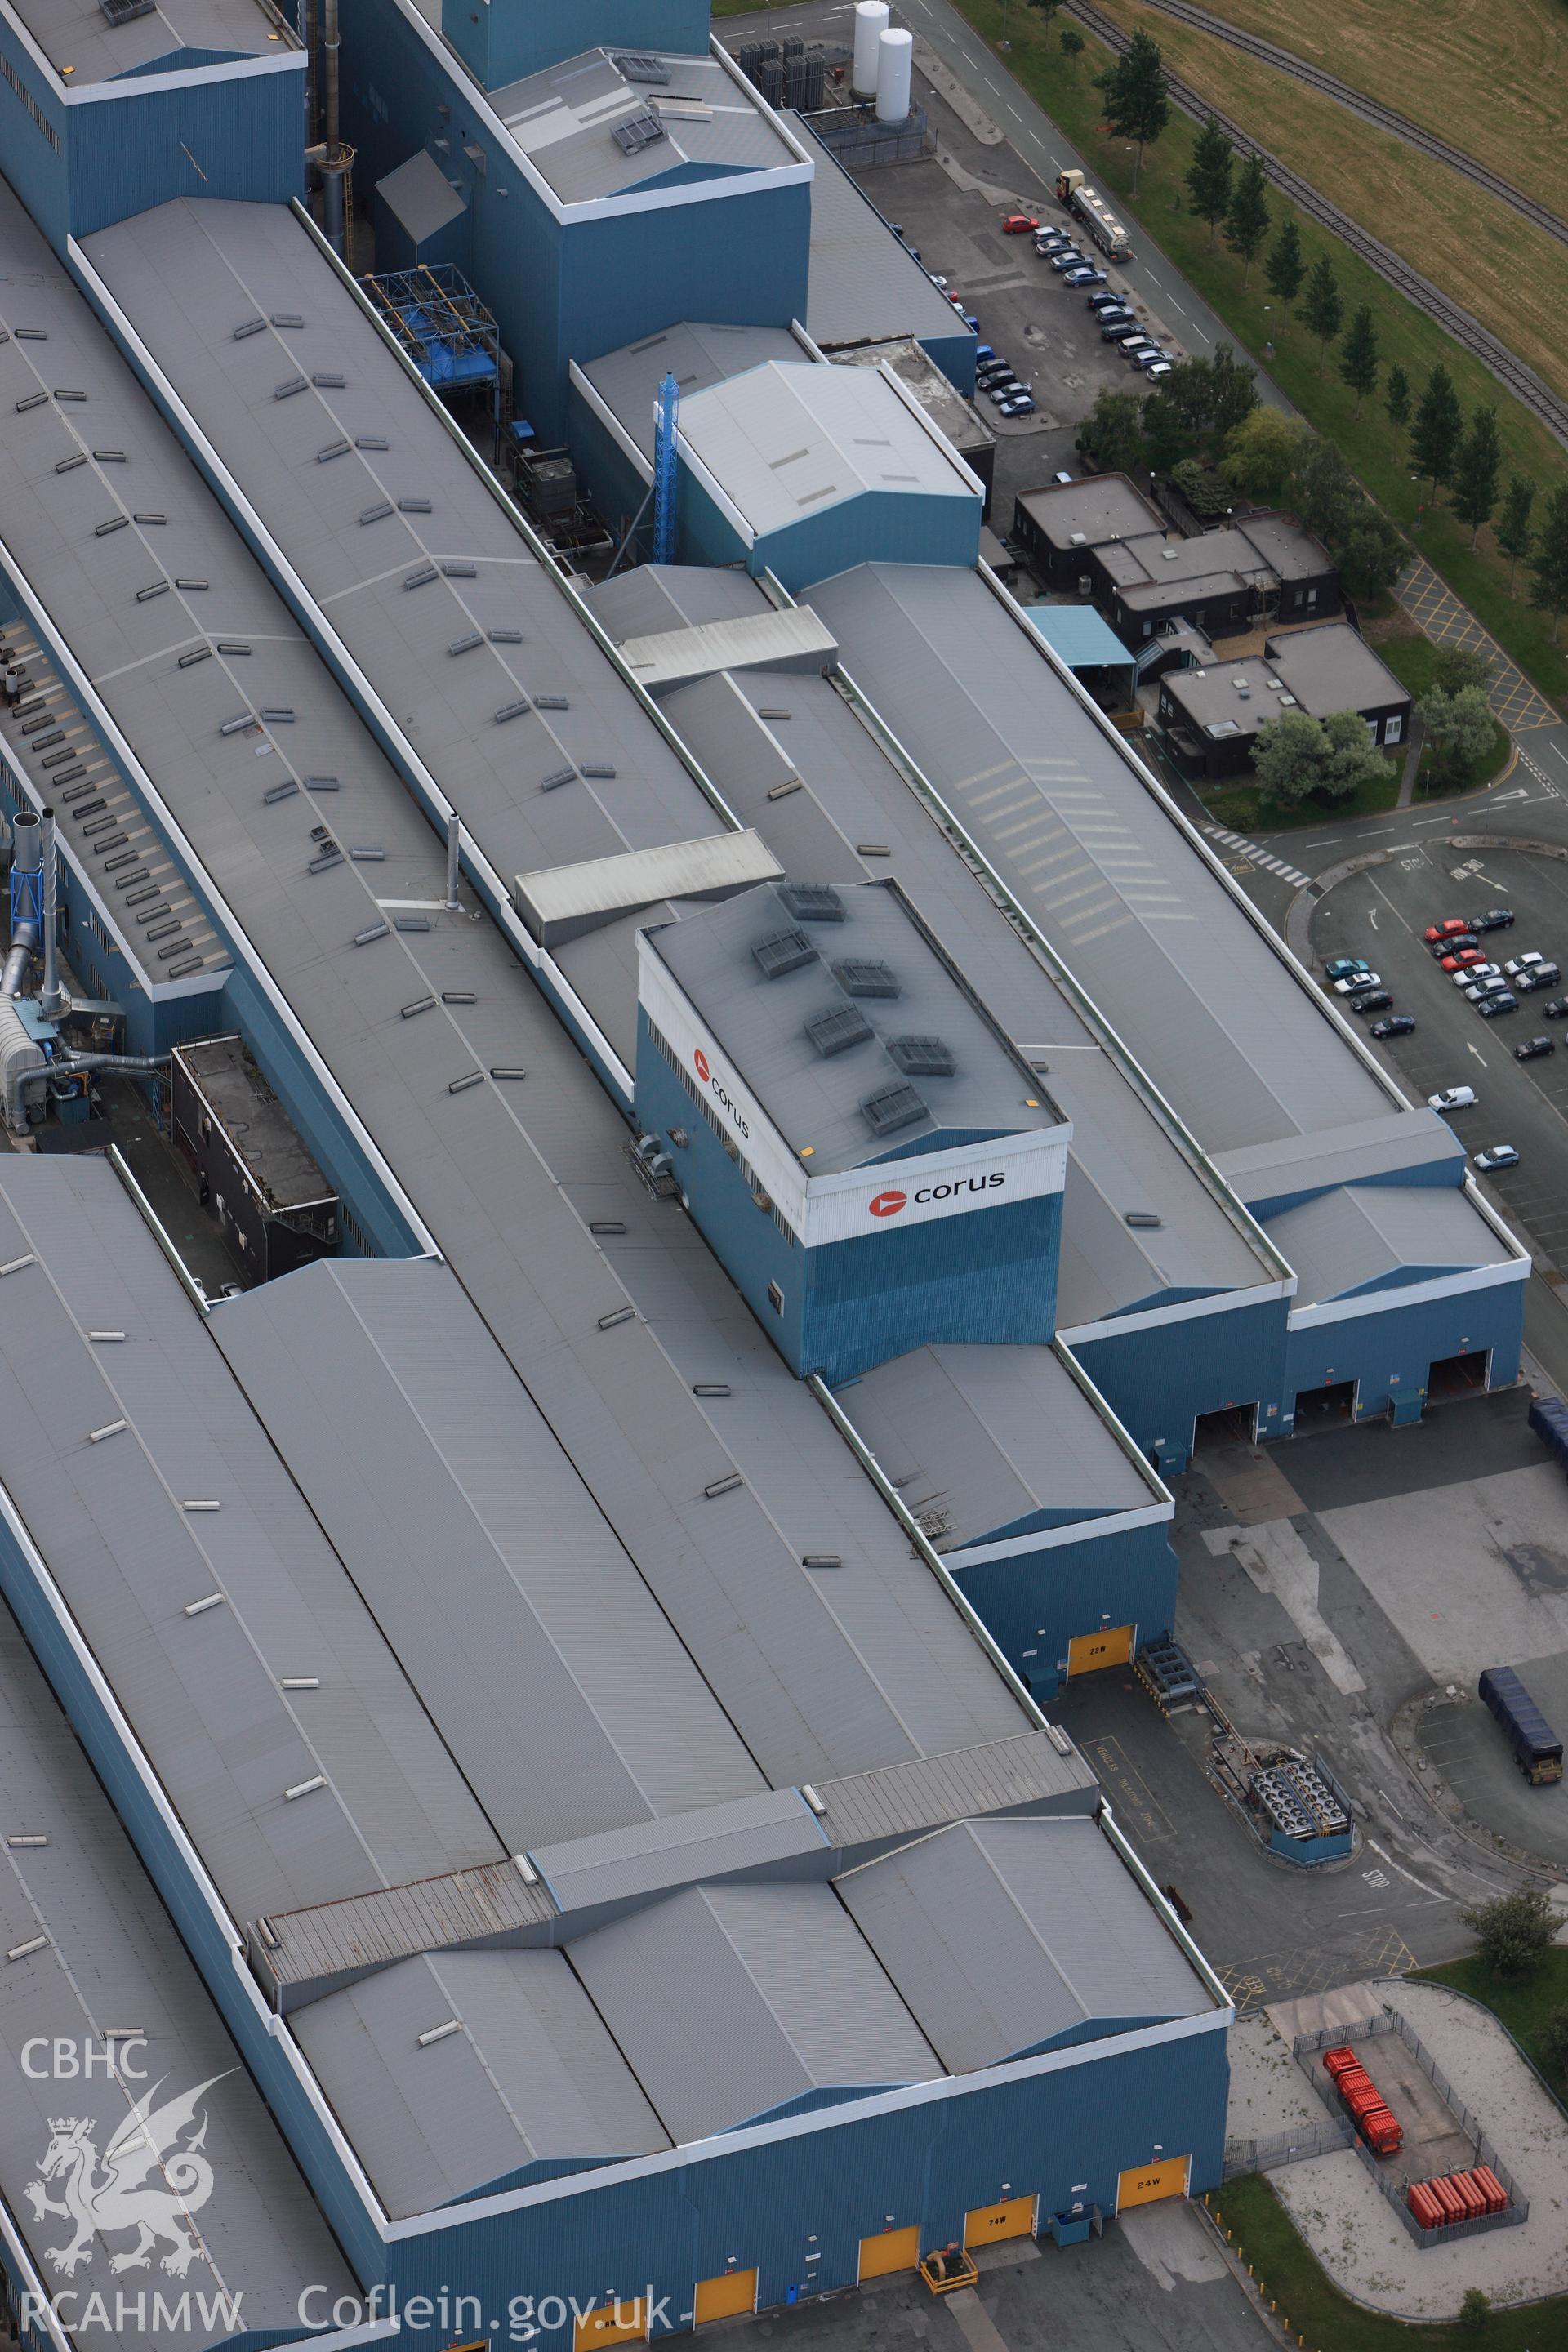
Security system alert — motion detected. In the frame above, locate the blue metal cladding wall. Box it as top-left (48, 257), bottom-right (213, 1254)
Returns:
top-left (66, 65), bottom-right (306, 238)
top-left (951, 1517), bottom-right (1178, 1696)
top-left (806, 1194), bottom-right (1060, 1385)
top-left (919, 327), bottom-right (980, 398)
top-left (440, 0), bottom-right (710, 96)
top-left (0, 1515), bottom-right (389, 2292)
top-left (753, 489), bottom-right (982, 595)
top-left (1281, 1276), bottom-right (1526, 1430)
top-left (380, 2023), bottom-right (1229, 2330)
top-left (1067, 1295), bottom-right (1290, 1474)
top-left (0, 17), bottom-right (69, 252)
top-left (568, 388), bottom-right (654, 546)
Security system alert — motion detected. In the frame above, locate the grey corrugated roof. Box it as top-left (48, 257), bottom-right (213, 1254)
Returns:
top-left (532, 1790), bottom-right (826, 1914)
top-left (0, 1156), bottom-right (500, 1927)
top-left (10, 0), bottom-right (293, 83)
top-left (578, 321), bottom-right (807, 463)
top-left (845, 1343), bottom-right (1162, 1552)
top-left (811, 1731), bottom-right (1098, 1846)
top-left (806, 564), bottom-right (1403, 1155)
top-left (568, 1882), bottom-right (942, 2144)
top-left (292, 1949), bottom-right (670, 2217)
top-left (676, 361), bottom-right (981, 538)
top-left (490, 49), bottom-right (799, 208)
top-left (587, 563), bottom-right (768, 640)
top-left (613, 605), bottom-right (839, 694)
top-left (258, 1858), bottom-right (555, 2003)
top-left (649, 875), bottom-right (1063, 1174)
top-left (796, 118), bottom-right (969, 350)
top-left (1267, 1183), bottom-right (1502, 1306)
top-left (213, 1256), bottom-right (769, 1850)
top-left (838, 1816), bottom-right (1211, 2071)
top-left (0, 1607), bottom-right (353, 2349)
top-left (1216, 1108), bottom-right (1463, 1208)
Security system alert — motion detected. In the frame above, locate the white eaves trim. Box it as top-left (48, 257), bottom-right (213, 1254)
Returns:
top-left (1287, 1249), bottom-right (1528, 1331)
top-left (1058, 1276), bottom-right (1294, 1348)
top-left (65, 47), bottom-right (304, 103)
top-left (947, 1494), bottom-right (1173, 1570)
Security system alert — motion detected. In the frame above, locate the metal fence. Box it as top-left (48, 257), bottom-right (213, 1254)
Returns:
top-left (1223, 2118), bottom-right (1352, 2179)
top-left (1291, 2007), bottom-right (1529, 2244)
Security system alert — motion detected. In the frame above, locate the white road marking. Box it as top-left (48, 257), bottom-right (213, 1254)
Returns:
top-left (1368, 909), bottom-right (1379, 930)
top-left (1365, 1838), bottom-right (1449, 1904)
top-left (1468, 1042), bottom-right (1487, 1064)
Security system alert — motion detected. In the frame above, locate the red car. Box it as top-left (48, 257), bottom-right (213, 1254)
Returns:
top-left (1423, 919), bottom-right (1469, 942)
top-left (1001, 213), bottom-right (1040, 234)
top-left (1440, 947), bottom-right (1486, 973)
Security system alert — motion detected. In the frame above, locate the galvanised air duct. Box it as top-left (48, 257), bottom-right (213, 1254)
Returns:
top-left (39, 806), bottom-right (64, 1019)
top-left (2, 808), bottom-right (42, 997)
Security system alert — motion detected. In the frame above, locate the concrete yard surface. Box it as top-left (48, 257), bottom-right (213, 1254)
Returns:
top-left (1268, 1980), bottom-right (1568, 2315)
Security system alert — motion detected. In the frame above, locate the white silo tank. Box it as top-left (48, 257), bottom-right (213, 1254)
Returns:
top-left (852, 0), bottom-right (889, 98)
top-left (876, 25), bottom-right (913, 122)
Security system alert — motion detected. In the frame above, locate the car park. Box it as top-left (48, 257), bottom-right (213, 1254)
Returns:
top-left (1440, 947), bottom-right (1486, 973)
top-left (1475, 1144), bottom-right (1521, 1172)
top-left (1370, 1015), bottom-right (1416, 1038)
top-left (1428, 1085), bottom-right (1477, 1111)
top-left (1002, 213), bottom-right (1040, 234)
top-left (1423, 919), bottom-right (1471, 942)
top-left (1515, 1036), bottom-right (1556, 1061)
top-left (1452, 961), bottom-right (1499, 985)
top-left (1333, 969), bottom-right (1381, 993)
top-left (1472, 908), bottom-right (1515, 931)
top-left (1519, 961), bottom-right (1561, 991)
top-left (1504, 952), bottom-right (1545, 978)
top-left (1063, 265), bottom-right (1108, 287)
top-left (1348, 989), bottom-right (1393, 1013)
top-left (1478, 991), bottom-right (1519, 1017)
top-left (1326, 957), bottom-right (1371, 981)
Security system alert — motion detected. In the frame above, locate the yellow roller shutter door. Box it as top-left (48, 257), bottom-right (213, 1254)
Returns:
top-left (858, 2225), bottom-right (920, 2280)
top-left (1116, 2154), bottom-right (1190, 2210)
top-left (694, 2270), bottom-right (757, 2324)
top-left (963, 2194), bottom-right (1036, 2247)
top-left (1067, 1624), bottom-right (1134, 1677)
top-left (573, 2303), bottom-right (647, 2352)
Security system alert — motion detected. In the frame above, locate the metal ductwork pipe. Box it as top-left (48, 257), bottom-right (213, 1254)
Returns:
top-left (445, 813), bottom-right (461, 912)
top-left (3, 809), bottom-right (42, 997)
top-left (39, 806), bottom-right (64, 1020)
top-left (6, 1049), bottom-right (169, 1135)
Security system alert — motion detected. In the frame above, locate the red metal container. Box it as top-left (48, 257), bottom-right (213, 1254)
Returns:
top-left (1408, 2183), bottom-right (1442, 2230)
top-left (1450, 2172), bottom-right (1486, 2220)
top-left (1323, 2045), bottom-right (1358, 2078)
top-left (1472, 2165), bottom-right (1507, 2216)
top-left (1429, 2176), bottom-right (1464, 2223)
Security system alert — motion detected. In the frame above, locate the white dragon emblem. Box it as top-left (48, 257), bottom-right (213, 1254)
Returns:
top-left (24, 2074), bottom-right (230, 2277)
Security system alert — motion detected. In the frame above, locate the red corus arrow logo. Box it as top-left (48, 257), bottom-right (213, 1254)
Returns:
top-left (869, 1189), bottom-right (907, 1218)
top-left (693, 1049), bottom-right (710, 1082)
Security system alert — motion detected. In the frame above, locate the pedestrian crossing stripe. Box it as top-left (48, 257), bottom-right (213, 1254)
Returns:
top-left (1200, 823), bottom-right (1308, 887)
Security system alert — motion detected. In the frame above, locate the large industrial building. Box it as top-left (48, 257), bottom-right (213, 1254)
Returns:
top-left (0, 0), bottom-right (1533, 2343)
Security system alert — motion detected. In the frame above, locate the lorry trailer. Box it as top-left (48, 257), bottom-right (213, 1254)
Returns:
top-left (1478, 1664), bottom-right (1564, 1784)
top-left (1055, 169), bottom-right (1133, 261)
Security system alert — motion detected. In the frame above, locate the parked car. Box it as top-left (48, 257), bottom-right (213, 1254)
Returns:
top-left (1100, 314), bottom-right (1138, 340)
top-left (1050, 248), bottom-right (1089, 273)
top-left (1515, 1036), bottom-right (1556, 1061)
top-left (983, 381), bottom-right (1023, 404)
top-left (997, 394), bottom-right (1036, 416)
top-left (1087, 290), bottom-right (1125, 310)
top-left (1504, 951), bottom-right (1545, 977)
top-left (1053, 469), bottom-right (1074, 484)
top-left (1143, 362), bottom-right (1173, 379)
top-left (1471, 907), bottom-right (1515, 931)
top-left (1428, 1085), bottom-right (1477, 1111)
top-left (1325, 957), bottom-right (1371, 981)
top-left (1431, 933), bottom-right (1478, 959)
top-left (1466, 975), bottom-right (1509, 1000)
top-left (1545, 996), bottom-right (1568, 1019)
top-left (1063, 265), bottom-right (1108, 287)
top-left (960, 313), bottom-right (980, 332)
top-left (1439, 947), bottom-right (1486, 973)
top-left (1131, 347), bottom-right (1171, 370)
top-left (1519, 961), bottom-right (1562, 992)
top-left (1453, 961), bottom-right (1500, 985)
top-left (1478, 991), bottom-right (1519, 1017)
top-left (1124, 341), bottom-right (1162, 364)
top-left (1475, 1144), bottom-right (1521, 1172)
top-left (1035, 229), bottom-right (1071, 252)
top-left (974, 343), bottom-right (996, 363)
top-left (1423, 919), bottom-right (1471, 942)
top-left (1002, 213), bottom-right (1040, 234)
top-left (1333, 969), bottom-right (1381, 993)
top-left (1370, 1015), bottom-right (1416, 1039)
top-left (1348, 990), bottom-right (1393, 1013)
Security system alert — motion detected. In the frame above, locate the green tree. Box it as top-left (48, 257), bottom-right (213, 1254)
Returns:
top-left (1460, 1886), bottom-right (1557, 1978)
top-left (1096, 29), bottom-right (1169, 193)
top-left (1026, 0), bottom-right (1061, 20)
top-left (1530, 483), bottom-right (1568, 642)
top-left (1169, 458), bottom-right (1232, 519)
top-left (1419, 684), bottom-right (1495, 786)
top-left (1223, 154), bottom-right (1271, 287)
top-left (1338, 306), bottom-right (1379, 415)
top-left (1432, 643), bottom-right (1491, 695)
top-left (1450, 405), bottom-right (1501, 548)
top-left (1410, 363), bottom-right (1463, 497)
top-left (1079, 385), bottom-right (1146, 475)
top-left (1289, 436), bottom-right (1361, 546)
top-left (1320, 708), bottom-right (1392, 800)
top-left (1143, 385), bottom-right (1191, 472)
top-left (1299, 252), bottom-right (1343, 377)
top-left (1336, 507), bottom-right (1407, 599)
top-left (1207, 343), bottom-right (1258, 439)
top-left (1221, 407), bottom-right (1308, 501)
top-left (1384, 363), bottom-right (1411, 448)
top-left (1497, 474), bottom-right (1535, 593)
top-left (1156, 356), bottom-right (1216, 437)
top-left (1185, 117), bottom-right (1233, 249)
top-left (1058, 22), bottom-right (1085, 71)
top-left (1252, 708), bottom-right (1329, 808)
top-left (1539, 2003), bottom-right (1568, 2081)
top-left (1263, 217), bottom-right (1305, 309)
top-left (1458, 2287), bottom-right (1491, 2337)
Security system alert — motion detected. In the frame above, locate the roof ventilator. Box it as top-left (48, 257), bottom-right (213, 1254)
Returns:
top-left (612, 109), bottom-right (667, 155)
top-left (888, 1035), bottom-right (955, 1079)
top-left (753, 926), bottom-right (817, 979)
top-left (612, 51), bottom-right (670, 81)
top-left (861, 1080), bottom-right (927, 1138)
top-left (1124, 1209), bottom-right (1163, 1228)
top-left (806, 1004), bottom-right (873, 1058)
top-left (778, 882), bottom-right (844, 923)
top-left (832, 958), bottom-right (898, 998)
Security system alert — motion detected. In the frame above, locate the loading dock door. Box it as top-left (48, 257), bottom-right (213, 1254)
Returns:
top-left (963, 2194), bottom-right (1037, 2248)
top-left (858, 2227), bottom-right (919, 2281)
top-left (574, 2304), bottom-right (647, 2352)
top-left (1067, 1624), bottom-right (1134, 1677)
top-left (695, 2271), bottom-right (757, 2324)
top-left (1116, 2155), bottom-right (1190, 2211)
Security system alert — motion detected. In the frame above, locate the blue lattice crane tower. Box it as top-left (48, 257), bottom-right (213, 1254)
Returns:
top-left (653, 370), bottom-right (680, 565)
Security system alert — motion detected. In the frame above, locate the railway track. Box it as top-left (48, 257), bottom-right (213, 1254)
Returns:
top-left (1068, 0), bottom-right (1568, 448)
top-left (1113, 0), bottom-right (1568, 252)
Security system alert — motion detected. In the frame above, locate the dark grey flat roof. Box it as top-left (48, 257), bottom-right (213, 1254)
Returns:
top-left (0, 1543), bottom-right (353, 2349)
top-left (1267, 623), bottom-right (1410, 714)
top-left (1015, 476), bottom-right (1164, 552)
